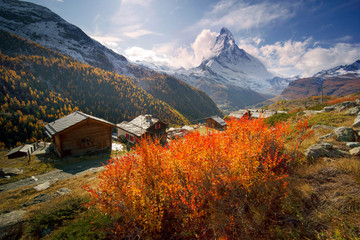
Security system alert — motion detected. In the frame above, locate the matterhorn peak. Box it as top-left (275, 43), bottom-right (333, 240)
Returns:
top-left (211, 27), bottom-right (236, 55)
top-left (219, 27), bottom-right (234, 40)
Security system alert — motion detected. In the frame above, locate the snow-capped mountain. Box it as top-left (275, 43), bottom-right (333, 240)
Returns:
top-left (168, 27), bottom-right (289, 112)
top-left (313, 60), bottom-right (360, 77)
top-left (187, 27), bottom-right (274, 93)
top-left (0, 0), bottom-right (129, 74)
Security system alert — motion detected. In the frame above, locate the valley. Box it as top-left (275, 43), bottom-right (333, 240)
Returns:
top-left (0, 0), bottom-right (360, 239)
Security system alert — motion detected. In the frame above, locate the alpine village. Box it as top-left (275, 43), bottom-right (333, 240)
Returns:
top-left (1, 0), bottom-right (360, 239)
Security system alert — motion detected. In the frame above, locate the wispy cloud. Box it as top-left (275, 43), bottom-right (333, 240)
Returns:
top-left (121, 0), bottom-right (152, 7)
top-left (124, 29), bottom-right (219, 69)
top-left (91, 35), bottom-right (123, 49)
top-left (239, 38), bottom-right (360, 77)
top-left (196, 0), bottom-right (298, 31)
top-left (123, 29), bottom-right (162, 39)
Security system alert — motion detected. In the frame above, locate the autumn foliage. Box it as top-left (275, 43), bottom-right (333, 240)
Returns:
top-left (325, 94), bottom-right (360, 106)
top-left (86, 118), bottom-right (312, 239)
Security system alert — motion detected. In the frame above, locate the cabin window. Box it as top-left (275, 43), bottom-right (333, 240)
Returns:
top-left (131, 136), bottom-right (134, 141)
top-left (81, 138), bottom-right (91, 147)
top-left (126, 134), bottom-right (129, 139)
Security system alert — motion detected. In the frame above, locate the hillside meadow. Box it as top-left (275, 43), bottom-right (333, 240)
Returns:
top-left (1, 93), bottom-right (360, 239)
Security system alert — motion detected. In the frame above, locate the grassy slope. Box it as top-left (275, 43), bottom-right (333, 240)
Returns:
top-left (1, 93), bottom-right (360, 239)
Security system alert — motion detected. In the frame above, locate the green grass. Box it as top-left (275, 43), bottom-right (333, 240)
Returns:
top-left (23, 197), bottom-right (112, 240)
top-left (265, 112), bottom-right (297, 126)
top-left (308, 112), bottom-right (354, 127)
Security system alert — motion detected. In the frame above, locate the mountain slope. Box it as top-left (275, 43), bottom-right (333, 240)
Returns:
top-left (0, 0), bottom-right (128, 73)
top-left (0, 30), bottom-right (190, 147)
top-left (280, 60), bottom-right (360, 100)
top-left (127, 66), bottom-right (223, 121)
top-left (313, 60), bottom-right (360, 77)
top-left (0, 0), bottom-right (222, 121)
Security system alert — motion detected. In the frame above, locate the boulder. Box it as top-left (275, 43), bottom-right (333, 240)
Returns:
top-left (333, 127), bottom-right (358, 142)
top-left (33, 179), bottom-right (58, 191)
top-left (33, 181), bottom-right (51, 191)
top-left (304, 110), bottom-right (323, 116)
top-left (345, 106), bottom-right (360, 115)
top-left (353, 117), bottom-right (360, 128)
top-left (304, 142), bottom-right (343, 160)
top-left (53, 188), bottom-right (71, 197)
top-left (349, 147), bottom-right (360, 156)
top-left (0, 210), bottom-right (26, 239)
top-left (22, 194), bottom-right (53, 207)
top-left (323, 106), bottom-right (335, 112)
top-left (319, 133), bottom-right (334, 140)
top-left (346, 142), bottom-right (360, 148)
top-left (335, 101), bottom-right (357, 112)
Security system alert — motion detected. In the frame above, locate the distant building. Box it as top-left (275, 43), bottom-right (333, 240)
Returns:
top-left (206, 116), bottom-right (227, 130)
top-left (44, 111), bottom-right (115, 158)
top-left (229, 109), bottom-right (277, 119)
top-left (117, 114), bottom-right (167, 144)
top-left (6, 144), bottom-right (35, 159)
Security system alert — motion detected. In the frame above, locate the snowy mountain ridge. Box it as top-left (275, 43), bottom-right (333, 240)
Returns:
top-left (313, 60), bottom-right (360, 78)
top-left (0, 0), bottom-right (129, 74)
top-left (183, 27), bottom-right (275, 94)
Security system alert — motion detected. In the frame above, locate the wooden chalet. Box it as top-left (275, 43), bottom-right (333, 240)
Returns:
top-left (44, 111), bottom-right (115, 158)
top-left (117, 114), bottom-right (167, 144)
top-left (206, 116), bottom-right (227, 130)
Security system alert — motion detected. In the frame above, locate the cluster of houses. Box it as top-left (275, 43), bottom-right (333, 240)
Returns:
top-left (6, 108), bottom-right (281, 159)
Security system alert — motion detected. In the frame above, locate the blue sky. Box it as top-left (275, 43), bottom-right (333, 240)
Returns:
top-left (23, 0), bottom-right (360, 77)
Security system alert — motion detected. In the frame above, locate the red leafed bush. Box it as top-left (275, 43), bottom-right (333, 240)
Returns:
top-left (325, 95), bottom-right (359, 106)
top-left (85, 117), bottom-right (311, 239)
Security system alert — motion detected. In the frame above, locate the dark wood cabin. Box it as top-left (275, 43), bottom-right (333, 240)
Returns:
top-left (6, 144), bottom-right (35, 159)
top-left (206, 116), bottom-right (227, 131)
top-left (117, 114), bottom-right (167, 144)
top-left (44, 111), bottom-right (115, 158)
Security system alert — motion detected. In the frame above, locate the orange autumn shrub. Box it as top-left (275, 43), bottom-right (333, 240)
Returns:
top-left (85, 117), bottom-right (311, 239)
top-left (325, 95), bottom-right (359, 105)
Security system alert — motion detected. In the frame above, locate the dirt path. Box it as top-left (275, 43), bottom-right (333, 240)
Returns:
top-left (0, 164), bottom-right (106, 193)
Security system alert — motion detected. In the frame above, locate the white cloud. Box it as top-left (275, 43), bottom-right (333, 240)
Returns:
top-left (123, 29), bottom-right (162, 39)
top-left (91, 35), bottom-right (123, 49)
top-left (121, 0), bottom-right (152, 7)
top-left (191, 29), bottom-right (218, 63)
top-left (197, 0), bottom-right (296, 31)
top-left (124, 29), bottom-right (219, 69)
top-left (295, 43), bottom-right (360, 76)
top-left (125, 46), bottom-right (169, 64)
top-left (239, 38), bottom-right (360, 77)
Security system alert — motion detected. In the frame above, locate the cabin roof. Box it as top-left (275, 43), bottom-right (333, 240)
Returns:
top-left (117, 115), bottom-right (163, 137)
top-left (6, 144), bottom-right (33, 156)
top-left (44, 111), bottom-right (115, 138)
top-left (207, 116), bottom-right (227, 126)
